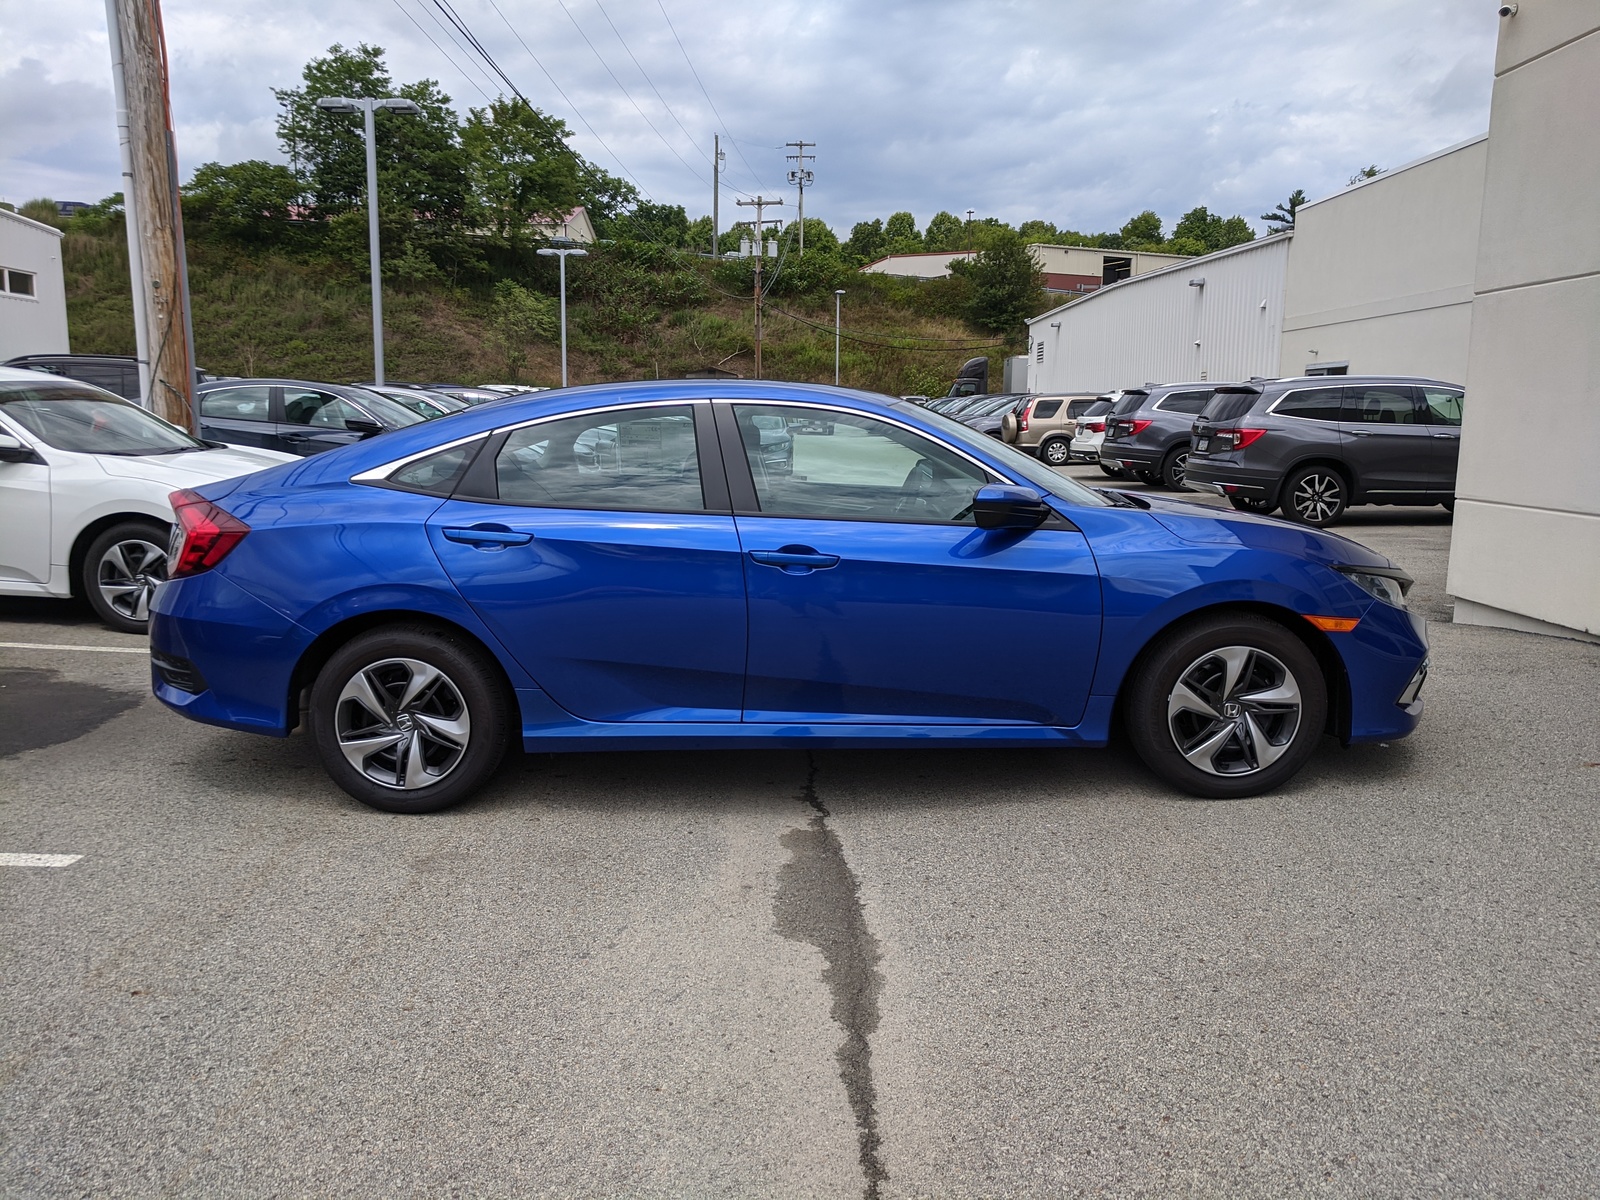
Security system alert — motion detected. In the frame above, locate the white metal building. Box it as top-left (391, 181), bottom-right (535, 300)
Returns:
top-left (0, 209), bottom-right (69, 360)
top-left (1447, 1), bottom-right (1600, 642)
top-left (1025, 234), bottom-right (1291, 393)
top-left (1280, 136), bottom-right (1487, 382)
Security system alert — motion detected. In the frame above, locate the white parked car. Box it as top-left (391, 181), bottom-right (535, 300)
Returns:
top-left (0, 367), bottom-right (294, 634)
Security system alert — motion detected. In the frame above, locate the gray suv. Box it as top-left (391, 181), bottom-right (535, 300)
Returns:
top-left (1184, 375), bottom-right (1464, 526)
top-left (1098, 382), bottom-right (1225, 489)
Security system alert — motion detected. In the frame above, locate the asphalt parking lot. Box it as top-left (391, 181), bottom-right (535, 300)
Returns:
top-left (3, 473), bottom-right (1597, 1198)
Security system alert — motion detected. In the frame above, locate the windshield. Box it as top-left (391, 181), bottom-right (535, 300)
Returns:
top-left (346, 388), bottom-right (426, 427)
top-left (0, 382), bottom-right (205, 455)
top-left (892, 401), bottom-right (1112, 507)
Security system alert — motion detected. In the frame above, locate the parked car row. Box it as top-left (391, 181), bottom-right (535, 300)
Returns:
top-left (990, 374), bottom-right (1464, 527)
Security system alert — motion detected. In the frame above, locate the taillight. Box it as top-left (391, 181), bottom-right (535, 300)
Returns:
top-left (1085, 420), bottom-right (1105, 433)
top-left (1214, 428), bottom-right (1267, 451)
top-left (1129, 418), bottom-right (1153, 435)
top-left (1018, 409), bottom-right (1031, 432)
top-left (168, 489), bottom-right (250, 578)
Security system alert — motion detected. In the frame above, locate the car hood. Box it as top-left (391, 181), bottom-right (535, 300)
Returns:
top-left (93, 444), bottom-right (297, 489)
top-left (1133, 492), bottom-right (1395, 570)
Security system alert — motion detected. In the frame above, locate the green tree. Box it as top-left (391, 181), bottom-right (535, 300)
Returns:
top-left (486, 279), bottom-right (558, 381)
top-left (794, 217), bottom-right (840, 256)
top-left (843, 218), bottom-right (885, 263)
top-left (923, 210), bottom-right (966, 251)
top-left (1017, 219), bottom-right (1062, 244)
top-left (883, 210), bottom-right (921, 252)
top-left (18, 198), bottom-right (67, 229)
top-left (577, 165), bottom-right (641, 237)
top-left (183, 161), bottom-right (302, 243)
top-left (461, 98), bottom-right (581, 249)
top-left (1170, 206), bottom-right (1256, 254)
top-left (1348, 164), bottom-right (1383, 186)
top-left (1260, 188), bottom-right (1307, 233)
top-left (949, 226), bottom-right (1042, 337)
top-left (609, 201), bottom-right (691, 246)
top-left (1119, 210), bottom-right (1164, 248)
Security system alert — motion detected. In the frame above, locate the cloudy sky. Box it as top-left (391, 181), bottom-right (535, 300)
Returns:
top-left (2, 0), bottom-right (1498, 238)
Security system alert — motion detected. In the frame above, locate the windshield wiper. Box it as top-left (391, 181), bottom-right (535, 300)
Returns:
top-left (1095, 487), bottom-right (1147, 509)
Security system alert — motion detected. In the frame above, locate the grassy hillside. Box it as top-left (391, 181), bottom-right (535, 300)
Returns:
top-left (62, 225), bottom-right (1006, 397)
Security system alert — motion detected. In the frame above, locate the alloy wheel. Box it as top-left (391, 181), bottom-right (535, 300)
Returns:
top-left (97, 538), bottom-right (168, 623)
top-left (335, 657), bottom-right (472, 790)
top-left (1291, 472), bottom-right (1343, 523)
top-left (1043, 440), bottom-right (1070, 465)
top-left (1168, 450), bottom-right (1189, 488)
top-left (1166, 646), bottom-right (1303, 777)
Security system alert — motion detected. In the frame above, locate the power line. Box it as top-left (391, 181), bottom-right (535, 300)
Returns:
top-left (428, 0), bottom-right (529, 104)
top-left (653, 0), bottom-right (775, 194)
top-left (389, 0), bottom-right (495, 102)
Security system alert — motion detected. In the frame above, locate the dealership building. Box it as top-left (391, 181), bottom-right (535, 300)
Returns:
top-left (1024, 2), bottom-right (1597, 642)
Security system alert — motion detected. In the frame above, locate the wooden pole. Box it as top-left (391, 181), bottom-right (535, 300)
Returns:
top-left (112, 0), bottom-right (196, 431)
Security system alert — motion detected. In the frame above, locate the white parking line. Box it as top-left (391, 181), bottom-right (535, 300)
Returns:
top-left (0, 853), bottom-right (83, 867)
top-left (0, 641), bottom-right (146, 655)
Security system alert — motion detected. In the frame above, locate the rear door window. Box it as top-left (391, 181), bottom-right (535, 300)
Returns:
top-left (493, 405), bottom-right (703, 512)
top-left (1342, 385), bottom-right (1422, 425)
top-left (1273, 387), bottom-right (1344, 422)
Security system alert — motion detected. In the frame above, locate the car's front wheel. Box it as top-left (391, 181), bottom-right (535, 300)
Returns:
top-left (309, 625), bottom-right (513, 813)
top-left (1126, 614), bottom-right (1327, 799)
top-left (1282, 465), bottom-right (1348, 526)
top-left (82, 520), bottom-right (169, 634)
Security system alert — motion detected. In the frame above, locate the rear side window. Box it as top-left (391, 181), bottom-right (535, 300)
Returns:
top-left (494, 405), bottom-right (702, 512)
top-left (1109, 391), bottom-right (1148, 415)
top-left (1066, 398), bottom-right (1098, 419)
top-left (1420, 387), bottom-right (1463, 427)
top-left (1200, 391), bottom-right (1259, 424)
top-left (1032, 398), bottom-right (1062, 419)
top-left (1343, 385), bottom-right (1422, 425)
top-left (388, 440), bottom-right (482, 495)
top-left (1274, 387), bottom-right (1343, 422)
top-left (200, 386), bottom-right (273, 422)
top-left (1157, 390), bottom-right (1213, 415)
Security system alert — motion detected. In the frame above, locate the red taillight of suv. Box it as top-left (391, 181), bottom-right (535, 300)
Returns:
top-left (1213, 428), bottom-right (1267, 452)
top-left (1129, 418), bottom-right (1153, 436)
top-left (1084, 419), bottom-right (1106, 433)
top-left (168, 489), bottom-right (250, 578)
top-left (1018, 407), bottom-right (1031, 433)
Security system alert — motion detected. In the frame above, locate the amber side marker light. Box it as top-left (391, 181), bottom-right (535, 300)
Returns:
top-left (1304, 615), bottom-right (1361, 633)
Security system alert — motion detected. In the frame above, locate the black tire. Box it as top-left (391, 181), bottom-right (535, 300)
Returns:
top-left (82, 519), bottom-right (170, 635)
top-left (1098, 461), bottom-right (1126, 478)
top-left (1125, 613), bottom-right (1328, 799)
top-left (1040, 437), bottom-right (1071, 467)
top-left (309, 625), bottom-right (513, 813)
top-left (1228, 496), bottom-right (1277, 514)
top-left (1160, 446), bottom-right (1190, 491)
top-left (1281, 465), bottom-right (1348, 527)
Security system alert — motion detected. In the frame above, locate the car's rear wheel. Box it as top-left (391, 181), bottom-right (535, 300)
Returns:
top-left (1161, 446), bottom-right (1190, 490)
top-left (1040, 437), bottom-right (1071, 466)
top-left (82, 520), bottom-right (169, 634)
top-left (310, 626), bottom-right (512, 813)
top-left (1126, 614), bottom-right (1328, 799)
top-left (1228, 496), bottom-right (1277, 514)
top-left (1282, 465), bottom-right (1348, 526)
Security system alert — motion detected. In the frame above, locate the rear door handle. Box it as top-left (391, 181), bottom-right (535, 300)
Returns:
top-left (749, 549), bottom-right (840, 573)
top-left (442, 525), bottom-right (533, 548)
top-left (1431, 432), bottom-right (1459, 439)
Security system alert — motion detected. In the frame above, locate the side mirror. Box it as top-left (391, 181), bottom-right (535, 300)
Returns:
top-left (0, 433), bottom-right (41, 464)
top-left (972, 483), bottom-right (1051, 530)
top-left (344, 419), bottom-right (385, 437)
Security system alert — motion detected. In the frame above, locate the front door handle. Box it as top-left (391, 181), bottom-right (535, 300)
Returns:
top-left (442, 524), bottom-right (534, 548)
top-left (749, 548), bottom-right (840, 573)
top-left (1431, 432), bottom-right (1459, 439)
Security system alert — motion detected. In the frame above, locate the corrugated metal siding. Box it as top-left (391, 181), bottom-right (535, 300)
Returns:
top-left (1027, 236), bottom-right (1291, 392)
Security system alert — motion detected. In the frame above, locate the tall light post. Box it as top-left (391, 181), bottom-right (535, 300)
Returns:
top-left (834, 288), bottom-right (846, 385)
top-left (537, 243), bottom-right (588, 387)
top-left (316, 96), bottom-right (421, 385)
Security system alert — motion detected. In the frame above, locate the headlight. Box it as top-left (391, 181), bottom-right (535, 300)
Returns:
top-left (1335, 565), bottom-right (1413, 609)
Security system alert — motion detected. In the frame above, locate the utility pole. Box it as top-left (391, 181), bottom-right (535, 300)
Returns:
top-left (711, 133), bottom-right (724, 257)
top-left (109, 0), bottom-right (196, 431)
top-left (103, 0), bottom-right (150, 407)
top-left (785, 140), bottom-right (814, 257)
top-left (735, 195), bottom-right (784, 378)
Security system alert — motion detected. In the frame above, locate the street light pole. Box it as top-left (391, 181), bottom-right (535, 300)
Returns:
top-left (834, 288), bottom-right (845, 385)
top-left (316, 96), bottom-right (421, 386)
top-left (538, 244), bottom-right (588, 386)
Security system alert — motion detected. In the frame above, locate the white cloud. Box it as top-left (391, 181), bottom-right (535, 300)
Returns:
top-left (0, 0), bottom-right (1497, 235)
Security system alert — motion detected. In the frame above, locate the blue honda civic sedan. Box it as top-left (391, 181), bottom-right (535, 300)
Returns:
top-left (149, 381), bottom-right (1428, 813)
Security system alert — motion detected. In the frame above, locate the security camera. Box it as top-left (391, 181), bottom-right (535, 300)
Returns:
top-left (1497, 3), bottom-right (1517, 16)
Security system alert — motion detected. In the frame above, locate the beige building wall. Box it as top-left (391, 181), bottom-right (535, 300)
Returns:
top-left (1447, 2), bottom-right (1600, 641)
top-left (1280, 136), bottom-right (1486, 382)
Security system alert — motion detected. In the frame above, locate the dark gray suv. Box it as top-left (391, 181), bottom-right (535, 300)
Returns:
top-left (1098, 382), bottom-right (1225, 489)
top-left (1184, 375), bottom-right (1464, 526)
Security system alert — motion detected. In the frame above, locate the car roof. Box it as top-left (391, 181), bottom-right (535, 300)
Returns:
top-left (2, 353), bottom-right (136, 365)
top-left (1263, 374), bottom-right (1462, 388)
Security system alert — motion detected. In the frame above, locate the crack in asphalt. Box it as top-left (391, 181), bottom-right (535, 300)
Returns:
top-left (773, 754), bottom-right (888, 1199)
